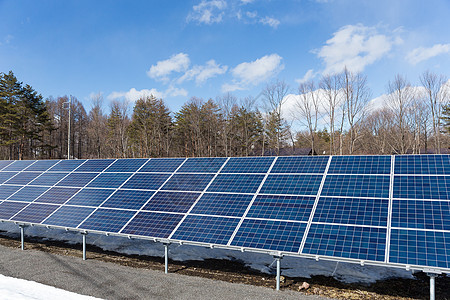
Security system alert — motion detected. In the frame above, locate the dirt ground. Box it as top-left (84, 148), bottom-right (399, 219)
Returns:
top-left (0, 231), bottom-right (448, 300)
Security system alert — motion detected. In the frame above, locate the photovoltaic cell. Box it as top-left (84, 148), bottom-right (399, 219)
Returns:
top-left (172, 215), bottom-right (240, 245)
top-left (75, 159), bottom-right (115, 172)
top-left (7, 186), bottom-right (49, 202)
top-left (313, 197), bottom-right (388, 227)
top-left (79, 208), bottom-right (136, 233)
top-left (4, 172), bottom-right (41, 185)
top-left (321, 175), bottom-right (390, 198)
top-left (328, 156), bottom-right (391, 174)
top-left (303, 223), bottom-right (386, 261)
top-left (121, 211), bottom-right (184, 238)
top-left (0, 185), bottom-right (22, 200)
top-left (56, 173), bottom-right (99, 187)
top-left (391, 200), bottom-right (450, 231)
top-left (25, 160), bottom-right (59, 171)
top-left (28, 173), bottom-right (69, 186)
top-left (0, 160), bottom-right (13, 170)
top-left (139, 158), bottom-right (185, 173)
top-left (231, 219), bottom-right (306, 252)
top-left (177, 157), bottom-right (226, 173)
top-left (246, 195), bottom-right (315, 222)
top-left (271, 156), bottom-right (329, 174)
top-left (48, 160), bottom-right (85, 172)
top-left (393, 176), bottom-right (450, 200)
top-left (11, 203), bottom-right (59, 223)
top-left (0, 201), bottom-right (28, 219)
top-left (143, 191), bottom-right (199, 213)
top-left (207, 174), bottom-right (265, 193)
top-left (104, 159), bottom-right (148, 172)
top-left (260, 174), bottom-right (322, 196)
top-left (121, 173), bottom-right (170, 190)
top-left (0, 172), bottom-right (18, 184)
top-left (220, 157), bottom-right (274, 173)
top-left (162, 174), bottom-right (215, 191)
top-left (389, 229), bottom-right (450, 269)
top-left (395, 155), bottom-right (450, 175)
top-left (101, 190), bottom-right (154, 210)
top-left (43, 206), bottom-right (95, 227)
top-left (66, 189), bottom-right (115, 207)
top-left (35, 187), bottom-right (80, 204)
top-left (191, 193), bottom-right (253, 217)
top-left (2, 160), bottom-right (36, 171)
top-left (87, 173), bottom-right (132, 188)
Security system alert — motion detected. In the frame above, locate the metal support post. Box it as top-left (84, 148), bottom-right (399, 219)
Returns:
top-left (164, 243), bottom-right (169, 274)
top-left (82, 232), bottom-right (87, 260)
top-left (19, 225), bottom-right (25, 250)
top-left (429, 274), bottom-right (436, 300)
top-left (274, 255), bottom-right (282, 291)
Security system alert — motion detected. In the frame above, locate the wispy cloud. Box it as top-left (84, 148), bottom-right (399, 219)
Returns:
top-left (147, 53), bottom-right (190, 82)
top-left (108, 88), bottom-right (164, 102)
top-left (178, 60), bottom-right (228, 85)
top-left (295, 69), bottom-right (315, 84)
top-left (259, 16), bottom-right (280, 29)
top-left (406, 44), bottom-right (450, 65)
top-left (223, 54), bottom-right (284, 92)
top-left (315, 24), bottom-right (402, 74)
top-left (186, 0), bottom-right (227, 24)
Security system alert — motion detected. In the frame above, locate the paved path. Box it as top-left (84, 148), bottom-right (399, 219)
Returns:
top-left (0, 244), bottom-right (332, 300)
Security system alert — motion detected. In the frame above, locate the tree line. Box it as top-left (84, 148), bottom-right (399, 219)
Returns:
top-left (0, 69), bottom-right (449, 160)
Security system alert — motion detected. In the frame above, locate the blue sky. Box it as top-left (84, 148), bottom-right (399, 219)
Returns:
top-left (0, 0), bottom-right (449, 114)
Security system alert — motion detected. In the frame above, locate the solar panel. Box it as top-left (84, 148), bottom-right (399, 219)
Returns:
top-left (393, 176), bottom-right (450, 200)
top-left (104, 159), bottom-right (148, 172)
top-left (48, 160), bottom-right (85, 172)
top-left (75, 159), bottom-right (115, 172)
top-left (328, 156), bottom-right (391, 174)
top-left (0, 201), bottom-right (28, 219)
top-left (0, 185), bottom-right (22, 199)
top-left (121, 211), bottom-right (184, 238)
top-left (28, 172), bottom-right (69, 186)
top-left (11, 203), bottom-right (59, 223)
top-left (139, 158), bottom-right (185, 172)
top-left (271, 156), bottom-right (328, 174)
top-left (246, 195), bottom-right (315, 222)
top-left (2, 160), bottom-right (36, 171)
top-left (260, 174), bottom-right (322, 195)
top-left (177, 157), bottom-right (226, 173)
top-left (321, 175), bottom-right (390, 198)
top-left (0, 172), bottom-right (17, 184)
top-left (7, 186), bottom-right (49, 202)
top-left (143, 191), bottom-right (199, 213)
top-left (56, 173), bottom-right (99, 187)
top-left (43, 206), bottom-right (96, 227)
top-left (162, 174), bottom-right (215, 191)
top-left (35, 187), bottom-right (80, 204)
top-left (395, 155), bottom-right (450, 175)
top-left (220, 157), bottom-right (274, 173)
top-left (0, 160), bottom-right (13, 170)
top-left (207, 174), bottom-right (265, 193)
top-left (25, 160), bottom-right (59, 171)
top-left (101, 190), bottom-right (154, 210)
top-left (122, 173), bottom-right (171, 190)
top-left (66, 189), bottom-right (115, 207)
top-left (87, 173), bottom-right (132, 188)
top-left (78, 208), bottom-right (136, 233)
top-left (191, 193), bottom-right (253, 217)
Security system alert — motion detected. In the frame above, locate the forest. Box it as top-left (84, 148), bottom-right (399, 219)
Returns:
top-left (0, 69), bottom-right (449, 160)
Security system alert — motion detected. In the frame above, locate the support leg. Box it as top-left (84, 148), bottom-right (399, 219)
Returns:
top-left (82, 233), bottom-right (87, 261)
top-left (164, 243), bottom-right (169, 274)
top-left (429, 274), bottom-right (435, 300)
top-left (19, 225), bottom-right (25, 251)
top-left (274, 255), bottom-right (282, 291)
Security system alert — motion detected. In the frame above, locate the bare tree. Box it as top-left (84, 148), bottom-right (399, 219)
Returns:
top-left (296, 80), bottom-right (321, 154)
top-left (217, 92), bottom-right (237, 157)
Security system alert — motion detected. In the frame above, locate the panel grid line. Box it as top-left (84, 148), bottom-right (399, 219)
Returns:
top-left (0, 161), bottom-right (15, 171)
top-left (298, 155), bottom-right (332, 254)
top-left (385, 155), bottom-right (395, 263)
top-left (226, 157), bottom-right (278, 246)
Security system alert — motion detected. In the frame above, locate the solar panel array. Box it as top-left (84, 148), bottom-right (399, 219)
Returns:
top-left (0, 155), bottom-right (449, 273)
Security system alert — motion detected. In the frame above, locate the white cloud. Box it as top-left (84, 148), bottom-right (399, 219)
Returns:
top-left (187, 0), bottom-right (227, 24)
top-left (165, 86), bottom-right (188, 97)
top-left (223, 54), bottom-right (284, 92)
top-left (241, 0), bottom-right (255, 4)
top-left (259, 16), bottom-right (280, 29)
top-left (406, 44), bottom-right (450, 65)
top-left (147, 53), bottom-right (190, 81)
top-left (178, 60), bottom-right (228, 85)
top-left (296, 69), bottom-right (315, 84)
top-left (108, 88), bottom-right (164, 102)
top-left (316, 24), bottom-right (400, 75)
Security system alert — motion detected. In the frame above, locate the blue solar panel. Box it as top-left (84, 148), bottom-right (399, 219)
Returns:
top-left (162, 174), bottom-right (215, 191)
top-left (87, 173), bottom-right (132, 188)
top-left (28, 172), bottom-right (69, 186)
top-left (395, 155), bottom-right (450, 175)
top-left (313, 197), bottom-right (388, 227)
top-left (79, 209), bottom-right (136, 233)
top-left (260, 174), bottom-right (322, 195)
top-left (389, 229), bottom-right (450, 269)
top-left (0, 160), bottom-right (13, 170)
top-left (48, 160), bottom-right (85, 172)
top-left (43, 206), bottom-right (96, 227)
top-left (0, 185), bottom-right (22, 200)
top-left (2, 160), bottom-right (36, 171)
top-left (35, 187), bottom-right (80, 204)
top-left (143, 191), bottom-right (199, 213)
top-left (25, 160), bottom-right (59, 171)
top-left (328, 156), bottom-right (391, 174)
top-left (121, 212), bottom-right (184, 238)
top-left (56, 173), bottom-right (99, 187)
top-left (104, 159), bottom-right (148, 172)
top-left (271, 156), bottom-right (329, 174)
top-left (0, 172), bottom-right (18, 183)
top-left (7, 186), bottom-right (49, 202)
top-left (393, 176), bottom-right (450, 200)
top-left (101, 190), bottom-right (154, 210)
top-left (207, 174), bottom-right (265, 193)
top-left (75, 159), bottom-right (115, 172)
top-left (191, 193), bottom-right (253, 217)
top-left (178, 157), bottom-right (227, 173)
top-left (4, 172), bottom-right (41, 185)
top-left (221, 157), bottom-right (274, 173)
top-left (321, 175), bottom-right (390, 198)
top-left (246, 195), bottom-right (315, 222)
top-left (139, 158), bottom-right (185, 173)
top-left (66, 189), bottom-right (115, 207)
top-left (11, 203), bottom-right (59, 223)
top-left (0, 201), bottom-right (28, 219)
top-left (231, 219), bottom-right (306, 252)
top-left (121, 173), bottom-right (171, 190)
top-left (391, 200), bottom-right (450, 231)
top-left (303, 223), bottom-right (386, 261)
top-left (172, 215), bottom-right (240, 245)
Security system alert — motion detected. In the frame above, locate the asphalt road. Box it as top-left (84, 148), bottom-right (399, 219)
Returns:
top-left (0, 244), bottom-right (333, 300)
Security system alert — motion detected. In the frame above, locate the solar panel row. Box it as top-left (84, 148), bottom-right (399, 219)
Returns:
top-left (0, 155), bottom-right (448, 271)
